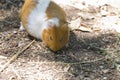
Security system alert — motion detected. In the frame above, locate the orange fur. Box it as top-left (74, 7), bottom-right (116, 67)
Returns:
top-left (46, 1), bottom-right (66, 22)
top-left (43, 1), bottom-right (69, 51)
top-left (19, 0), bottom-right (37, 28)
top-left (42, 24), bottom-right (69, 51)
top-left (20, 0), bottom-right (70, 52)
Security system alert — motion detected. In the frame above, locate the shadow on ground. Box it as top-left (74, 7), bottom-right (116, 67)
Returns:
top-left (0, 0), bottom-right (120, 79)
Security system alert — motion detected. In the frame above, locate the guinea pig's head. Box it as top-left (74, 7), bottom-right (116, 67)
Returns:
top-left (42, 21), bottom-right (69, 52)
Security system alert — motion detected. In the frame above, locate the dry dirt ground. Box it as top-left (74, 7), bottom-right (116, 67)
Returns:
top-left (0, 0), bottom-right (120, 80)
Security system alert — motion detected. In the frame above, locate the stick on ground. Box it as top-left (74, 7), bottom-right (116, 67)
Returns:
top-left (0, 40), bottom-right (35, 73)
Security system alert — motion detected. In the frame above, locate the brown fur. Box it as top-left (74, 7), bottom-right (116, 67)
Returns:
top-left (46, 1), bottom-right (67, 24)
top-left (42, 24), bottom-right (69, 51)
top-left (19, 0), bottom-right (38, 28)
top-left (42, 1), bottom-right (69, 51)
top-left (20, 0), bottom-right (70, 52)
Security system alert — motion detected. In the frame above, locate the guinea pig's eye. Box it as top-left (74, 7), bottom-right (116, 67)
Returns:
top-left (49, 36), bottom-right (53, 41)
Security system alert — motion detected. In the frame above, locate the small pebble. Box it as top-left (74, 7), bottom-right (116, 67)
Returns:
top-left (13, 31), bottom-right (17, 34)
top-left (103, 77), bottom-right (107, 80)
top-left (84, 77), bottom-right (91, 80)
top-left (99, 65), bottom-right (104, 69)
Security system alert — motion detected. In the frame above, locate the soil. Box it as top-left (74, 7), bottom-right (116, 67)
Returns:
top-left (0, 0), bottom-right (120, 80)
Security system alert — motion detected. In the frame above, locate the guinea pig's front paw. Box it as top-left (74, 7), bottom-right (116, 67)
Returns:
top-left (19, 22), bottom-right (25, 31)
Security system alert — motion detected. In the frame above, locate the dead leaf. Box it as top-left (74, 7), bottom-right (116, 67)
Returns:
top-left (93, 27), bottom-right (101, 32)
top-left (69, 18), bottom-right (81, 30)
top-left (78, 26), bottom-right (93, 32)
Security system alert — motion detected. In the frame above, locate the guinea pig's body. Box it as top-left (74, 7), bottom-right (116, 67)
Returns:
top-left (20, 0), bottom-right (69, 51)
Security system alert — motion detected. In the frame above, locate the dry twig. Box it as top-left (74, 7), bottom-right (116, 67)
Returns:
top-left (0, 40), bottom-right (35, 73)
top-left (36, 57), bottom-right (105, 65)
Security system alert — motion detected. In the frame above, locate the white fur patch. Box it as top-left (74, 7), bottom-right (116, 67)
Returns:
top-left (27, 0), bottom-right (50, 39)
top-left (27, 0), bottom-right (60, 39)
top-left (46, 18), bottom-right (60, 28)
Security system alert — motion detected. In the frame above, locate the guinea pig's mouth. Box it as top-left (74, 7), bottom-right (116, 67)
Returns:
top-left (46, 46), bottom-right (62, 53)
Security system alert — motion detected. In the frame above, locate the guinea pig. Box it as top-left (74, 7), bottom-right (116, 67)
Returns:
top-left (19, 0), bottom-right (70, 52)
